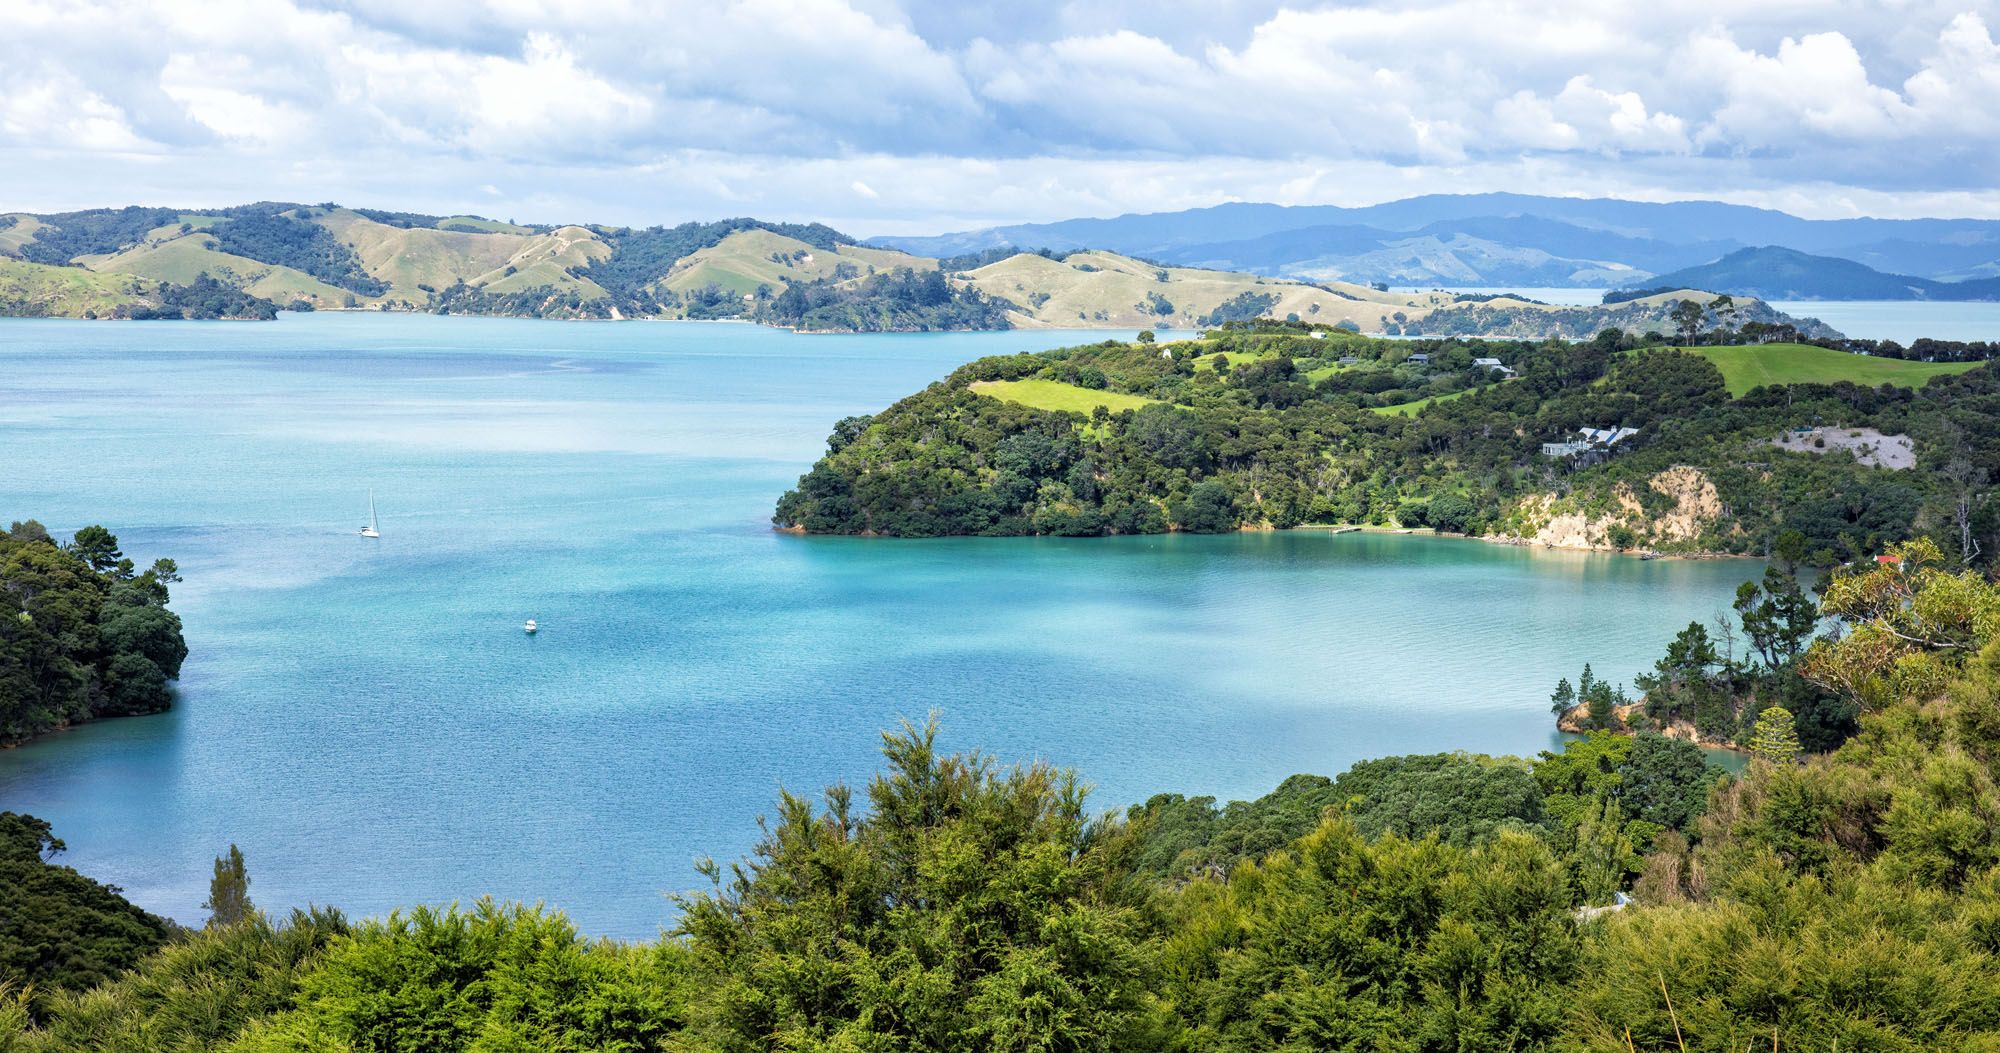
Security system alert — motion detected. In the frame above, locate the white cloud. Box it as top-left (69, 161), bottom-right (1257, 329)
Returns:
top-left (1902, 12), bottom-right (2000, 136)
top-left (1, 0), bottom-right (1998, 227)
top-left (0, 73), bottom-right (151, 152)
top-left (1687, 30), bottom-right (1911, 145)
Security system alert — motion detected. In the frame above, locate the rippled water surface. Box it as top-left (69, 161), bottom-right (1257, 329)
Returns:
top-left (0, 313), bottom-right (1758, 937)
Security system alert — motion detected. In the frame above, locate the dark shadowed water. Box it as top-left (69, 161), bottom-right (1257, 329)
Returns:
top-left (0, 313), bottom-right (1758, 938)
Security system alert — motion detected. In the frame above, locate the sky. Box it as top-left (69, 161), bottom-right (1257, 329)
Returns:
top-left (6, 0), bottom-right (2000, 235)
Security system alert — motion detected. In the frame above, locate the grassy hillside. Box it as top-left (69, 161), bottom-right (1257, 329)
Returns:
top-left (437, 216), bottom-right (539, 234)
top-left (969, 378), bottom-right (1160, 414)
top-left (0, 201), bottom-right (1850, 335)
top-left (661, 228), bottom-right (933, 298)
top-left (87, 234), bottom-right (355, 305)
top-left (960, 250), bottom-right (1418, 330)
top-left (1688, 342), bottom-right (1981, 396)
top-left (0, 215), bottom-right (47, 256)
top-left (313, 210), bottom-right (610, 300)
top-left (0, 258), bottom-right (145, 316)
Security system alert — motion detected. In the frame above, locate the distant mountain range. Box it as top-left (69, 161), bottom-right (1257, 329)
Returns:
top-left (1611, 246), bottom-right (2000, 302)
top-left (869, 194), bottom-right (2000, 289)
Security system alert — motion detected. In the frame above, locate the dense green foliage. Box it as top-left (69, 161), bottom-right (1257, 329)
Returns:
top-left (426, 280), bottom-right (610, 320)
top-left (14, 208), bottom-right (177, 265)
top-left (123, 274), bottom-right (279, 320)
top-left (207, 213), bottom-right (389, 296)
top-left (1129, 751), bottom-right (1568, 882)
top-left (1198, 290), bottom-right (1279, 326)
top-left (0, 813), bottom-right (171, 1004)
top-left (585, 219), bottom-right (848, 314)
top-left (775, 325), bottom-right (2000, 565)
top-left (1558, 550), bottom-right (1861, 754)
top-left (0, 724), bottom-right (1643, 1051)
top-left (755, 267), bottom-right (1014, 332)
top-left (230, 904), bottom-right (692, 1052)
top-left (0, 521), bottom-right (189, 744)
top-left (18, 557), bottom-right (2000, 1050)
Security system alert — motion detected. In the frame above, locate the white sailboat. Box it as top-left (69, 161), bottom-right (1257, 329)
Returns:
top-left (524, 619), bottom-right (538, 635)
top-left (359, 491), bottom-right (380, 538)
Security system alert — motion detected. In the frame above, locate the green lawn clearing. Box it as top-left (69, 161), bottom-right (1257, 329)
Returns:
top-left (1370, 389), bottom-right (1473, 417)
top-left (1684, 343), bottom-right (1981, 397)
top-left (970, 379), bottom-right (1161, 415)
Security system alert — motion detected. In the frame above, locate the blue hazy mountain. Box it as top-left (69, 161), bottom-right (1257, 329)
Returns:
top-left (877, 194), bottom-right (2000, 288)
top-left (1615, 246), bottom-right (2000, 301)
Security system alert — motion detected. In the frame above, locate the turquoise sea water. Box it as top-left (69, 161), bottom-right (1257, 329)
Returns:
top-left (0, 313), bottom-right (1760, 939)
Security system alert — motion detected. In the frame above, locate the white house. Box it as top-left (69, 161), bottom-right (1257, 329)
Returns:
top-left (1544, 427), bottom-right (1639, 459)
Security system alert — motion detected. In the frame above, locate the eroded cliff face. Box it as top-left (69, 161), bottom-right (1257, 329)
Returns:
top-left (1646, 466), bottom-right (1723, 545)
top-left (1555, 701), bottom-right (1743, 751)
top-left (1493, 466), bottom-right (1725, 553)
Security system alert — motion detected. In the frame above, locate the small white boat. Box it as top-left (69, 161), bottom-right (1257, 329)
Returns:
top-left (524, 619), bottom-right (538, 635)
top-left (359, 490), bottom-right (380, 538)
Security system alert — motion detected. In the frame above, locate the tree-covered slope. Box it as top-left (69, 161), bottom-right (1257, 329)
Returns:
top-left (774, 323), bottom-right (2000, 567)
top-left (1, 522), bottom-right (191, 745)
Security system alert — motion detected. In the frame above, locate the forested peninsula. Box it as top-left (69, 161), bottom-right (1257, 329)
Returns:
top-left (0, 522), bottom-right (189, 746)
top-left (7, 546), bottom-right (2000, 1048)
top-left (776, 321), bottom-right (2000, 566)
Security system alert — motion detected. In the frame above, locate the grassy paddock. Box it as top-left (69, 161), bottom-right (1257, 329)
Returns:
top-left (1685, 343), bottom-right (1980, 397)
top-left (1370, 389), bottom-right (1476, 417)
top-left (970, 378), bottom-right (1161, 415)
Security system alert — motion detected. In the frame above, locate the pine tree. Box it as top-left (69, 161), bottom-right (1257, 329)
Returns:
top-left (202, 843), bottom-right (253, 928)
top-left (1749, 706), bottom-right (1802, 764)
top-left (1550, 677), bottom-right (1576, 715)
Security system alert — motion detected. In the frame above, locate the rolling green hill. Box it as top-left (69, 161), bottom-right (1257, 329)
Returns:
top-left (1687, 342), bottom-right (1981, 396)
top-left (87, 234), bottom-right (355, 305)
top-left (959, 249), bottom-right (1419, 330)
top-left (0, 215), bottom-right (47, 256)
top-left (313, 209), bottom-right (611, 301)
top-left (0, 257), bottom-right (146, 316)
top-left (660, 227), bottom-right (933, 298)
top-left (0, 258), bottom-right (275, 319)
top-left (0, 200), bottom-right (1853, 336)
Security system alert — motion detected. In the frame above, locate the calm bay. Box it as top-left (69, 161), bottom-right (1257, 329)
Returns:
top-left (0, 313), bottom-right (1758, 938)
